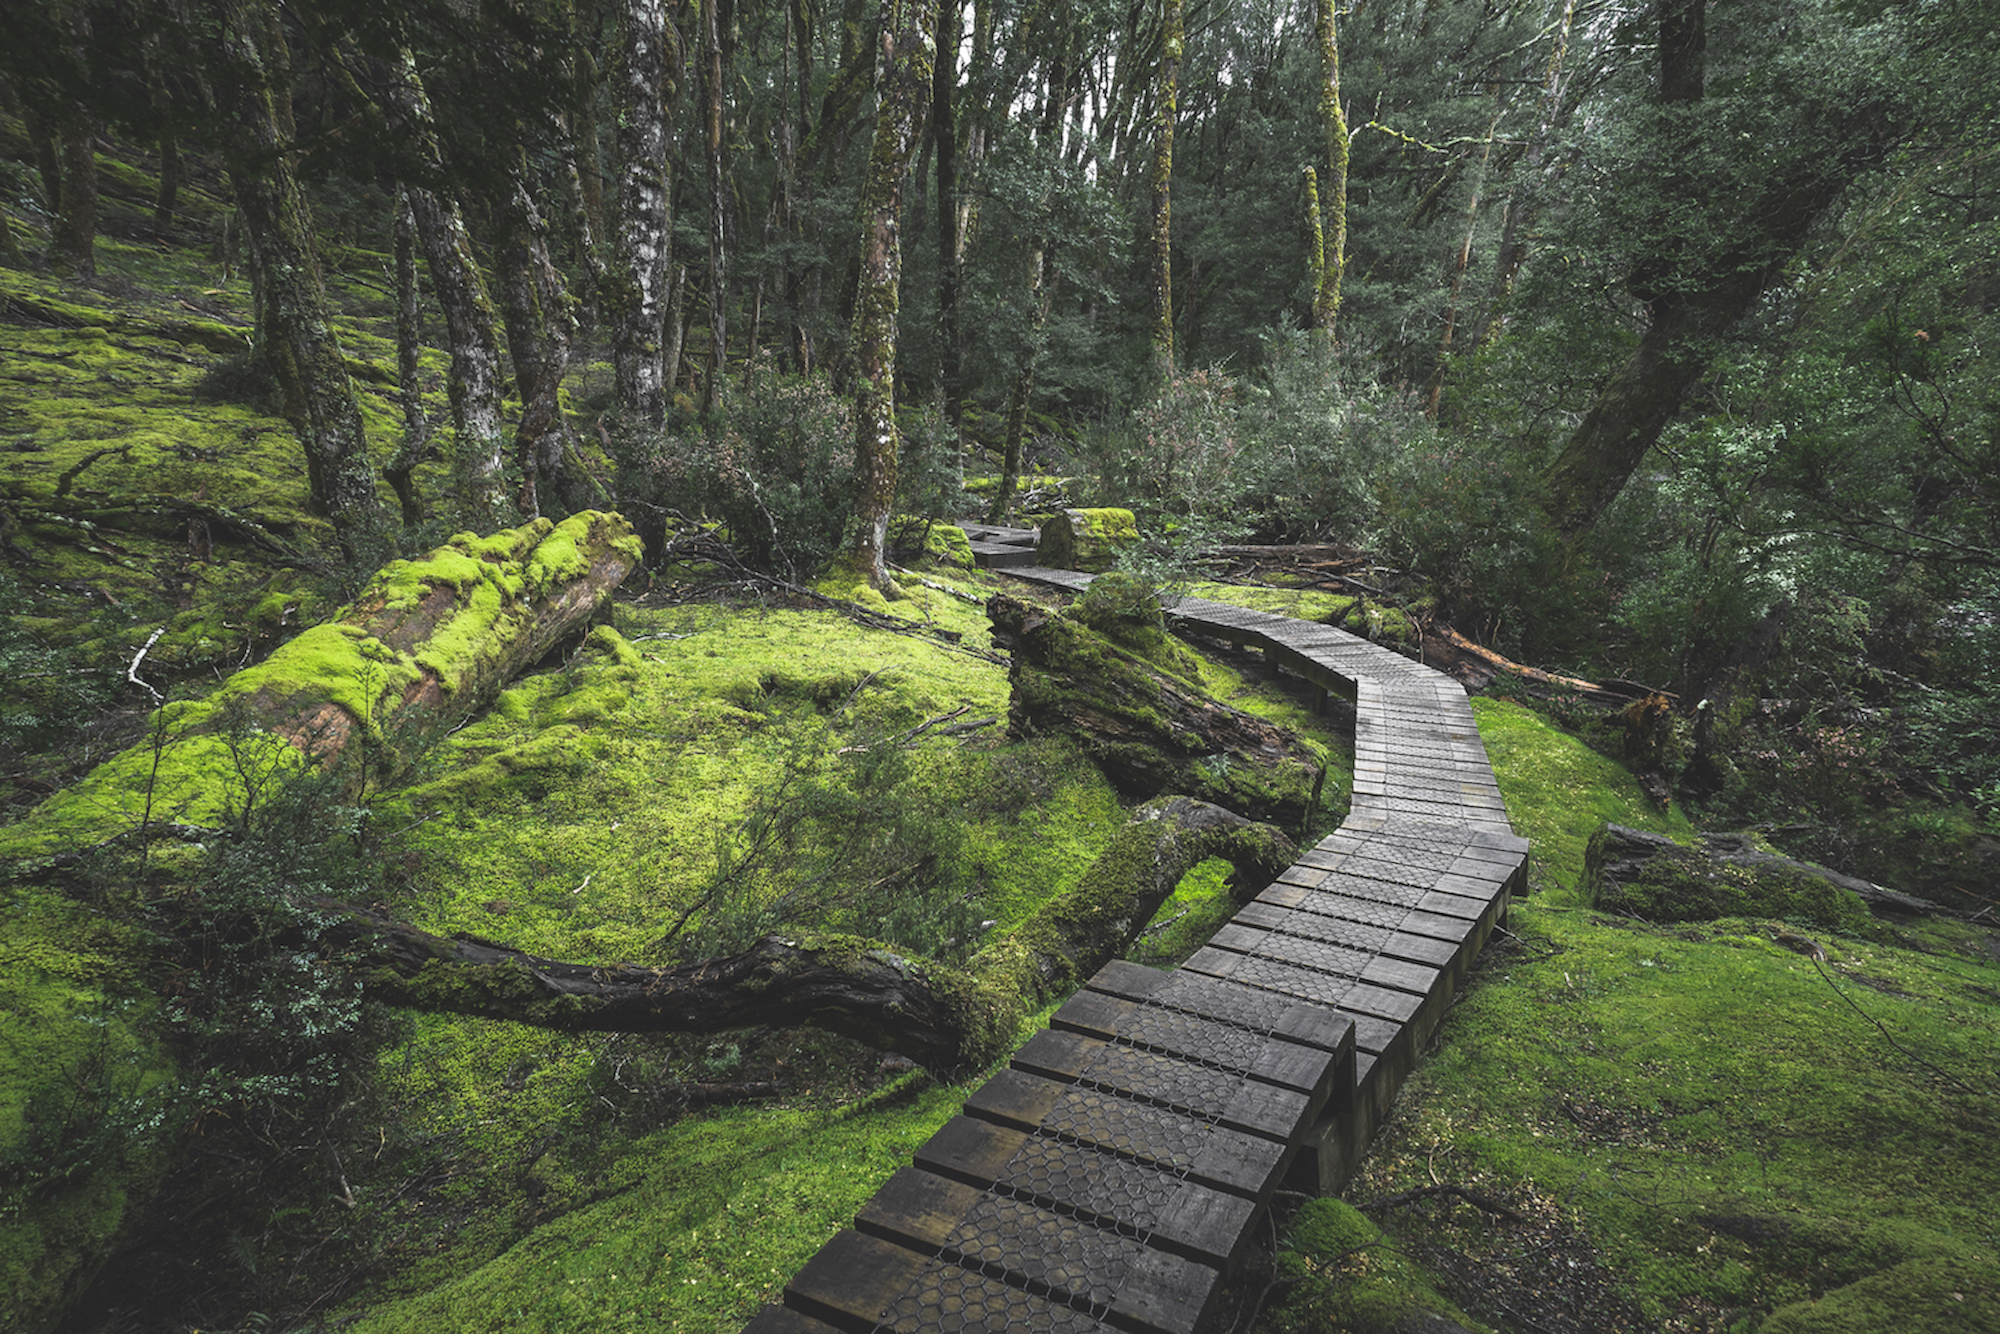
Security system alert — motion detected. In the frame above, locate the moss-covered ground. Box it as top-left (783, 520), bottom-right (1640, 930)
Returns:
top-left (1273, 699), bottom-right (2000, 1334)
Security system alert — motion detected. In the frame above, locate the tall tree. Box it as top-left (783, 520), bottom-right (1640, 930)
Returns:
top-left (194, 0), bottom-right (383, 557)
top-left (1539, 0), bottom-right (1878, 536)
top-left (1310, 0), bottom-right (1348, 357)
top-left (608, 0), bottom-right (683, 426)
top-left (849, 0), bottom-right (934, 588)
top-left (1148, 0), bottom-right (1182, 379)
top-left (380, 52), bottom-right (510, 523)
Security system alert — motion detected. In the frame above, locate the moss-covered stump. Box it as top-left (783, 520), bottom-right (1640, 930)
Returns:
top-left (0, 513), bottom-right (642, 856)
top-left (1586, 823), bottom-right (1882, 935)
top-left (989, 592), bottom-right (1327, 828)
top-left (1033, 507), bottom-right (1138, 570)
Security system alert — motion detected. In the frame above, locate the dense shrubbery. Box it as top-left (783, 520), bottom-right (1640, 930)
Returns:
top-left (612, 368), bottom-right (857, 575)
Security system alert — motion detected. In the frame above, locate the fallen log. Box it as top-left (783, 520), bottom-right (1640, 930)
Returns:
top-left (1585, 822), bottom-right (1949, 930)
top-left (1, 512), bottom-right (643, 857)
top-left (989, 591), bottom-right (1330, 828)
top-left (322, 795), bottom-right (1296, 1074)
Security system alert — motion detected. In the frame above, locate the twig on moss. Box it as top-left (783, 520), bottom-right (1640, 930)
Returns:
top-left (127, 627), bottom-right (166, 704)
top-left (1364, 1183), bottom-right (1525, 1222)
top-left (1810, 957), bottom-right (1985, 1097)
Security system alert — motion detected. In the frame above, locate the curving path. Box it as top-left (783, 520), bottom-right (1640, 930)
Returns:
top-left (744, 534), bottom-right (1528, 1334)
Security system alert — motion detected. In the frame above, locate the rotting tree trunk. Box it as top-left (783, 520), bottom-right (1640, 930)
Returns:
top-left (989, 593), bottom-right (1330, 828)
top-left (3, 513), bottom-right (643, 856)
top-left (849, 0), bottom-right (934, 588)
top-left (321, 794), bottom-right (1296, 1074)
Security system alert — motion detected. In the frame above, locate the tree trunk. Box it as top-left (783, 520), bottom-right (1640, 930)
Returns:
top-left (700, 0), bottom-right (729, 413)
top-left (1471, 0), bottom-right (1576, 350)
top-left (849, 0), bottom-right (934, 588)
top-left (4, 514), bottom-right (643, 856)
top-left (496, 164), bottom-right (575, 518)
top-left (1540, 0), bottom-right (1852, 536)
top-left (1148, 0), bottom-right (1182, 380)
top-left (609, 0), bottom-right (681, 426)
top-left (52, 121), bottom-right (99, 278)
top-left (1311, 0), bottom-right (1348, 358)
top-left (933, 0), bottom-right (966, 443)
top-left (206, 0), bottom-right (381, 558)
top-left (320, 794), bottom-right (1295, 1074)
top-left (1426, 96), bottom-right (1501, 418)
top-left (386, 188), bottom-right (432, 527)
top-left (153, 135), bottom-right (181, 243)
top-left (385, 54), bottom-right (509, 524)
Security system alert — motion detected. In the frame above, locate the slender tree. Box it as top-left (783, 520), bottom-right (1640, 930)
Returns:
top-left (1310, 0), bottom-right (1348, 358)
top-left (849, 0), bottom-right (934, 588)
top-left (1148, 0), bottom-right (1182, 379)
top-left (608, 0), bottom-right (681, 425)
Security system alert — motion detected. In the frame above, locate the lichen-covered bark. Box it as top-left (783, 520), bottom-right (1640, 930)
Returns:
top-left (1, 514), bottom-right (643, 856)
top-left (496, 165), bottom-right (576, 518)
top-left (320, 795), bottom-right (1294, 1073)
top-left (386, 187), bottom-right (431, 526)
top-left (1149, 0), bottom-right (1183, 380)
top-left (989, 593), bottom-right (1329, 827)
top-left (608, 0), bottom-right (682, 425)
top-left (850, 0), bottom-right (934, 587)
top-left (384, 52), bottom-right (509, 523)
top-left (1311, 0), bottom-right (1347, 355)
top-left (203, 0), bottom-right (381, 556)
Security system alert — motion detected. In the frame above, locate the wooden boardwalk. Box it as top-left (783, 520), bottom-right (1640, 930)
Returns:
top-left (746, 540), bottom-right (1527, 1334)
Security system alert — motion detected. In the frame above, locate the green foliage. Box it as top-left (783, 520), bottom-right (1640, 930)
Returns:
top-left (611, 369), bottom-right (856, 577)
top-left (660, 711), bottom-right (985, 965)
top-left (1377, 439), bottom-right (1595, 659)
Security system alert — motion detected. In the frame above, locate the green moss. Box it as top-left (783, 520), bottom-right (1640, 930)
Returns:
top-left (1272, 1199), bottom-right (1484, 1334)
top-left (1472, 697), bottom-right (1694, 898)
top-left (1588, 830), bottom-right (1877, 936)
top-left (1760, 1253), bottom-right (2000, 1333)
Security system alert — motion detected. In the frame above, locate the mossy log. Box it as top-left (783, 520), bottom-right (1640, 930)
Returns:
top-left (989, 592), bottom-right (1327, 828)
top-left (322, 795), bottom-right (1296, 1074)
top-left (2, 513), bottom-right (643, 856)
top-left (1586, 823), bottom-right (1945, 931)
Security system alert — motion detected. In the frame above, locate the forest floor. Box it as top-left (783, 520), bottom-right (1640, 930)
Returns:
top-left (3, 148), bottom-right (1998, 1334)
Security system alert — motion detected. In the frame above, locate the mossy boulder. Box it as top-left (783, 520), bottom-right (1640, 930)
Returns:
top-left (1034, 507), bottom-right (1138, 571)
top-left (1585, 823), bottom-right (1876, 935)
top-left (1761, 1253), bottom-right (2000, 1333)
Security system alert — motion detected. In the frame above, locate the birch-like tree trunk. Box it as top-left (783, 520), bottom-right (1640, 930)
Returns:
top-left (609, 0), bottom-right (681, 425)
top-left (850, 0), bottom-right (934, 588)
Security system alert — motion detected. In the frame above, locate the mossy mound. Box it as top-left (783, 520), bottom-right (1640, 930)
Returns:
top-left (1071, 570), bottom-right (1206, 684)
top-left (1269, 1199), bottom-right (1481, 1333)
top-left (1761, 1252), bottom-right (2000, 1333)
top-left (1586, 823), bottom-right (1876, 936)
